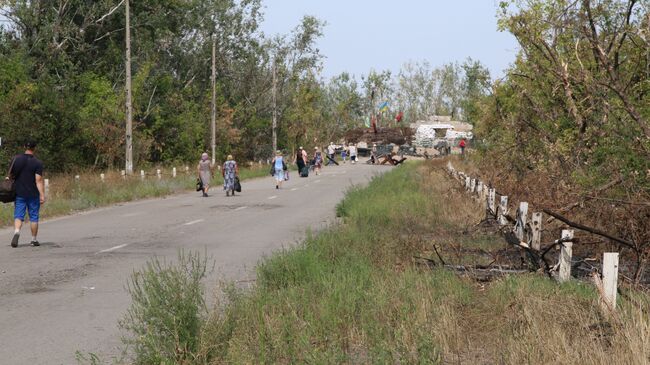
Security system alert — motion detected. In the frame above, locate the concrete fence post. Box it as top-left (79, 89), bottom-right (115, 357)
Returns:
top-left (140, 170), bottom-right (145, 180)
top-left (515, 202), bottom-right (529, 241)
top-left (156, 169), bottom-right (162, 179)
top-left (531, 212), bottom-right (542, 251)
top-left (172, 167), bottom-right (177, 178)
top-left (558, 230), bottom-right (574, 283)
top-left (100, 173), bottom-right (105, 183)
top-left (488, 189), bottom-right (496, 217)
top-left (121, 170), bottom-right (126, 180)
top-left (499, 196), bottom-right (509, 226)
top-left (44, 179), bottom-right (49, 197)
top-left (602, 252), bottom-right (619, 310)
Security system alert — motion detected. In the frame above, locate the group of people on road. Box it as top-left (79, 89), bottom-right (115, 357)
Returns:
top-left (197, 153), bottom-right (239, 198)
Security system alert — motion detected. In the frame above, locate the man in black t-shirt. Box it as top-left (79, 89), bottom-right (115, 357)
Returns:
top-left (10, 140), bottom-right (45, 248)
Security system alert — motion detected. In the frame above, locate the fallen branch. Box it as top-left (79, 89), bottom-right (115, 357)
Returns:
top-left (542, 209), bottom-right (636, 251)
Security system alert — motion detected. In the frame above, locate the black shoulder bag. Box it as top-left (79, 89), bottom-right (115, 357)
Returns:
top-left (0, 156), bottom-right (18, 203)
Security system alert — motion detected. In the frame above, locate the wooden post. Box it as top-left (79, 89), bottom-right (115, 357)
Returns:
top-left (558, 229), bottom-right (574, 283)
top-left (124, 0), bottom-right (133, 175)
top-left (602, 252), bottom-right (619, 310)
top-left (100, 173), bottom-right (105, 183)
top-left (515, 202), bottom-right (529, 241)
top-left (140, 170), bottom-right (145, 180)
top-left (211, 34), bottom-right (217, 165)
top-left (488, 188), bottom-right (496, 216)
top-left (172, 167), bottom-right (177, 178)
top-left (499, 196), bottom-right (509, 226)
top-left (531, 212), bottom-right (542, 251)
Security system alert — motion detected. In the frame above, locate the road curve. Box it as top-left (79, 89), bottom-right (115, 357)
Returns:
top-left (0, 163), bottom-right (389, 365)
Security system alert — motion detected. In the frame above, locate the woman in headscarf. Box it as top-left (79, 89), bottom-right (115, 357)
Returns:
top-left (197, 152), bottom-right (213, 197)
top-left (271, 150), bottom-right (285, 189)
top-left (313, 147), bottom-right (323, 175)
top-left (296, 146), bottom-right (306, 172)
top-left (222, 154), bottom-right (239, 197)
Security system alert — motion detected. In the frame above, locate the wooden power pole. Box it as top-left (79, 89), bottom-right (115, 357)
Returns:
top-left (271, 58), bottom-right (277, 153)
top-left (124, 0), bottom-right (133, 174)
top-left (211, 34), bottom-right (217, 164)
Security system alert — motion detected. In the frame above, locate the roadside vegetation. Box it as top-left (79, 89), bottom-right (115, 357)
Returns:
top-left (118, 161), bottom-right (650, 364)
top-left (0, 165), bottom-right (270, 227)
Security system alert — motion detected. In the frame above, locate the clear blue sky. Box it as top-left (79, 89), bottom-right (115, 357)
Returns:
top-left (260, 0), bottom-right (519, 80)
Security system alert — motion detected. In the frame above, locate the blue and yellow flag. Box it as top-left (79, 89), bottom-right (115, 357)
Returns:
top-left (378, 101), bottom-right (389, 113)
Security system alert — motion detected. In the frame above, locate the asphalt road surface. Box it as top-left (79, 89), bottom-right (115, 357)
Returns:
top-left (0, 163), bottom-right (389, 365)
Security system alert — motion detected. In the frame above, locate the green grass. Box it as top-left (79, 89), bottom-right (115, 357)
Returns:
top-left (0, 165), bottom-right (271, 227)
top-left (116, 161), bottom-right (650, 364)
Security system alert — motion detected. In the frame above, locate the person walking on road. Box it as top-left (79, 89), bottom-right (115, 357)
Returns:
top-left (296, 147), bottom-right (307, 172)
top-left (348, 143), bottom-right (358, 164)
top-left (459, 138), bottom-right (466, 156)
top-left (197, 152), bottom-right (213, 197)
top-left (10, 140), bottom-right (45, 248)
top-left (272, 150), bottom-right (286, 189)
top-left (313, 147), bottom-right (323, 175)
top-left (341, 146), bottom-right (347, 164)
top-left (222, 155), bottom-right (239, 197)
top-left (326, 142), bottom-right (336, 165)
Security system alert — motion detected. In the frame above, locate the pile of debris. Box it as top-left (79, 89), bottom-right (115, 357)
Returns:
top-left (344, 127), bottom-right (413, 146)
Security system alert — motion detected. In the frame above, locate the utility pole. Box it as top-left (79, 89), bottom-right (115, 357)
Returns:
top-left (211, 34), bottom-right (217, 164)
top-left (271, 57), bottom-right (277, 153)
top-left (124, 0), bottom-right (133, 174)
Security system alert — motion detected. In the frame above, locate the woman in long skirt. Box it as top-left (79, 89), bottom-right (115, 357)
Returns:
top-left (222, 154), bottom-right (239, 197)
top-left (197, 152), bottom-right (213, 197)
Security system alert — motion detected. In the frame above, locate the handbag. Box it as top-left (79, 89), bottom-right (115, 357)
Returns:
top-left (234, 176), bottom-right (242, 192)
top-left (269, 166), bottom-right (275, 176)
top-left (0, 156), bottom-right (17, 203)
top-left (196, 178), bottom-right (203, 192)
top-left (282, 160), bottom-right (287, 171)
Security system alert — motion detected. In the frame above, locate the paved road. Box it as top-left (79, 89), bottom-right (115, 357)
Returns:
top-left (0, 164), bottom-right (388, 365)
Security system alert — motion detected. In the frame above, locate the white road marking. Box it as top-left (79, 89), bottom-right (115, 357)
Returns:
top-left (122, 212), bottom-right (143, 217)
top-left (97, 244), bottom-right (128, 254)
top-left (184, 219), bottom-right (204, 226)
top-left (234, 206), bottom-right (248, 211)
top-left (268, 195), bottom-right (277, 200)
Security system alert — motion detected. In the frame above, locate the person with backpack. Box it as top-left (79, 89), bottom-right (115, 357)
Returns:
top-left (459, 138), bottom-right (466, 155)
top-left (10, 140), bottom-right (45, 248)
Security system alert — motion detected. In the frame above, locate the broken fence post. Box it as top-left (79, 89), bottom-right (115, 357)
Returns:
top-left (465, 176), bottom-right (471, 191)
top-left (531, 212), bottom-right (542, 251)
top-left (477, 181), bottom-right (484, 197)
top-left (558, 229), bottom-right (574, 283)
top-left (515, 202), bottom-right (529, 241)
top-left (499, 196), bottom-right (509, 226)
top-left (470, 179), bottom-right (476, 194)
top-left (602, 252), bottom-right (619, 310)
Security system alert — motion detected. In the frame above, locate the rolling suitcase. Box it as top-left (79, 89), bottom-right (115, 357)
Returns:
top-left (300, 166), bottom-right (309, 177)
